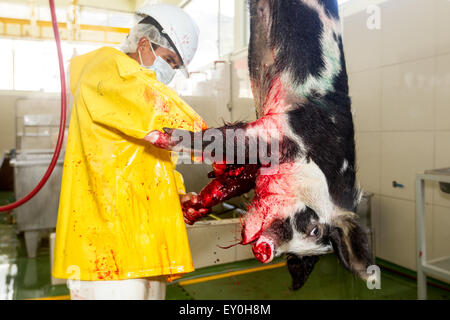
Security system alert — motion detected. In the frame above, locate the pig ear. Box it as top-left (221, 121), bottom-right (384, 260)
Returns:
top-left (330, 213), bottom-right (374, 279)
top-left (286, 254), bottom-right (320, 291)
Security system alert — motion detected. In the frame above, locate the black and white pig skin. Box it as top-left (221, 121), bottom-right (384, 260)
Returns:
top-left (146, 0), bottom-right (373, 290)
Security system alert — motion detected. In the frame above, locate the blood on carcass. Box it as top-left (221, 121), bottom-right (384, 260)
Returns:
top-left (182, 164), bottom-right (259, 225)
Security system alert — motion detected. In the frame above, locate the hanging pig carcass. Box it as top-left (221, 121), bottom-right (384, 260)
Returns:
top-left (147, 0), bottom-right (373, 290)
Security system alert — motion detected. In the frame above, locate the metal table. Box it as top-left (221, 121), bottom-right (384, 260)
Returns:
top-left (416, 168), bottom-right (450, 300)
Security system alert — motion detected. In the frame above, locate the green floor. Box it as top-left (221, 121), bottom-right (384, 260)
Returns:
top-left (168, 256), bottom-right (450, 300)
top-left (1, 192), bottom-right (449, 300)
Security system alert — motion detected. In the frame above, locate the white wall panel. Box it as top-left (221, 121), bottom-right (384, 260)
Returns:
top-left (380, 0), bottom-right (435, 66)
top-left (381, 58), bottom-right (435, 132)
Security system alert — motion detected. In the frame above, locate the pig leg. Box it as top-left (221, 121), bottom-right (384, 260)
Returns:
top-left (183, 164), bottom-right (259, 225)
top-left (145, 113), bottom-right (287, 166)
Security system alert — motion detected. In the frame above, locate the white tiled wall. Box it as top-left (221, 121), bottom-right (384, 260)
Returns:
top-left (381, 58), bottom-right (435, 132)
top-left (346, 0), bottom-right (450, 271)
top-left (355, 132), bottom-right (381, 193)
top-left (435, 0), bottom-right (450, 55)
top-left (436, 54), bottom-right (450, 131)
top-left (380, 131), bottom-right (434, 201)
top-left (380, 0), bottom-right (435, 67)
top-left (378, 197), bottom-right (418, 270)
top-left (349, 69), bottom-right (382, 132)
top-left (343, 8), bottom-right (382, 74)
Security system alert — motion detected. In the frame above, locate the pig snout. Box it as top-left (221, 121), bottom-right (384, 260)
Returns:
top-left (252, 236), bottom-right (275, 263)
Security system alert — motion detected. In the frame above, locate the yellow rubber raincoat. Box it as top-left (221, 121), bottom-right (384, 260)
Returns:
top-left (52, 46), bottom-right (206, 281)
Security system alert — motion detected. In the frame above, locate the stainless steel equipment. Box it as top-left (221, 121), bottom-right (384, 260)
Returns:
top-left (10, 150), bottom-right (64, 258)
top-left (12, 97), bottom-right (69, 258)
top-left (416, 168), bottom-right (450, 300)
top-left (428, 168), bottom-right (450, 194)
top-left (15, 97), bottom-right (67, 150)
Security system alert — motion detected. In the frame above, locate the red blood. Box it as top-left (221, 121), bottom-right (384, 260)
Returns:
top-left (252, 241), bottom-right (273, 264)
top-left (262, 77), bottom-right (287, 115)
top-left (211, 162), bottom-right (227, 176)
top-left (241, 223), bottom-right (263, 245)
top-left (182, 164), bottom-right (259, 225)
top-left (111, 249), bottom-right (120, 276)
top-left (241, 163), bottom-right (299, 245)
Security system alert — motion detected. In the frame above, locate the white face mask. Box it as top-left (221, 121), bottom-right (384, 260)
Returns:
top-left (138, 44), bottom-right (177, 85)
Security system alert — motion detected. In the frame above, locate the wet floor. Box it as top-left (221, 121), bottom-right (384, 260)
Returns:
top-left (0, 193), bottom-right (449, 300)
top-left (170, 256), bottom-right (450, 300)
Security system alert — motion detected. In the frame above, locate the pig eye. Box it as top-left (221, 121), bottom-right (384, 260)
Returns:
top-left (309, 226), bottom-right (319, 237)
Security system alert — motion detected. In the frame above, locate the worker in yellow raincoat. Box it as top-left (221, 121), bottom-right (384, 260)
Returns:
top-left (52, 4), bottom-right (206, 300)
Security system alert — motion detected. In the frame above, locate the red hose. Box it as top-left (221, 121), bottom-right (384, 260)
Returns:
top-left (0, 0), bottom-right (66, 212)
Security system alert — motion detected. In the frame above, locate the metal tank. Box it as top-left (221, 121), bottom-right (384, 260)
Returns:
top-left (11, 150), bottom-right (64, 258)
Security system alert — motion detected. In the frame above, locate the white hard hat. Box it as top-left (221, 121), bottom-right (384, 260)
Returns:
top-left (136, 3), bottom-right (199, 78)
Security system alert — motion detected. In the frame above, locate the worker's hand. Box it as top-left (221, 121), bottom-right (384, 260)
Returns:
top-left (144, 130), bottom-right (172, 149)
top-left (179, 192), bottom-right (211, 225)
top-left (144, 128), bottom-right (193, 152)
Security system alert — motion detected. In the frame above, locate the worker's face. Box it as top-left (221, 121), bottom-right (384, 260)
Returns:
top-left (137, 37), bottom-right (182, 70)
